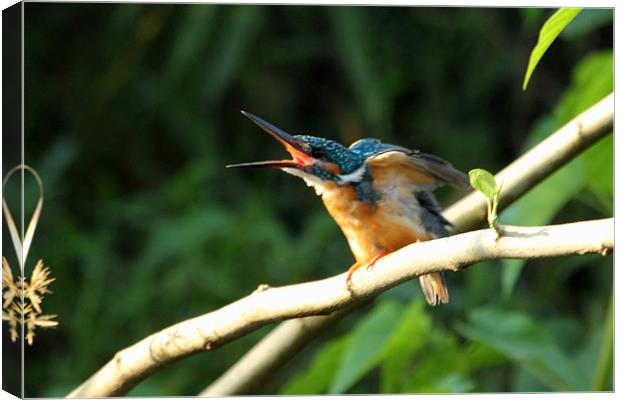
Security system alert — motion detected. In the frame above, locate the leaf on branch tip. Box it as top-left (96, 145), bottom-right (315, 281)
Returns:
top-left (468, 169), bottom-right (499, 199)
top-left (469, 169), bottom-right (502, 234)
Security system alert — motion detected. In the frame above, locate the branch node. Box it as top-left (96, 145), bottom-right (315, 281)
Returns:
top-left (493, 223), bottom-right (503, 241)
top-left (599, 246), bottom-right (611, 256)
top-left (575, 120), bottom-right (584, 138)
top-left (253, 284), bottom-right (271, 294)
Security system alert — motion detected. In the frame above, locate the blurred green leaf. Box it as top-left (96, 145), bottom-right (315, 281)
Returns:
top-left (581, 135), bottom-right (613, 213)
top-left (162, 6), bottom-right (217, 91)
top-left (328, 7), bottom-right (387, 133)
top-left (36, 137), bottom-right (78, 191)
top-left (428, 373), bottom-right (475, 393)
top-left (457, 307), bottom-right (588, 390)
top-left (522, 8), bottom-right (581, 90)
top-left (139, 207), bottom-right (230, 270)
top-left (561, 9), bottom-right (612, 40)
top-left (128, 379), bottom-right (165, 396)
top-left (202, 6), bottom-right (262, 106)
top-left (461, 342), bottom-right (507, 372)
top-left (591, 293), bottom-right (613, 390)
top-left (514, 367), bottom-right (550, 392)
top-left (500, 260), bottom-right (524, 301)
top-left (280, 335), bottom-right (351, 394)
top-left (519, 8), bottom-right (546, 32)
top-left (284, 299), bottom-right (502, 395)
top-left (381, 300), bottom-right (506, 393)
top-left (553, 50), bottom-right (613, 125)
top-left (378, 298), bottom-right (431, 392)
top-left (403, 332), bottom-right (463, 392)
top-left (329, 300), bottom-right (403, 393)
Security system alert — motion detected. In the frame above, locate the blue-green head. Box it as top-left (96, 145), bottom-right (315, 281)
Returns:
top-left (228, 112), bottom-right (369, 185)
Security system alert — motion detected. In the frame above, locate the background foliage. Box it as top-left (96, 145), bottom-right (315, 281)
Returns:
top-left (2, 5), bottom-right (612, 396)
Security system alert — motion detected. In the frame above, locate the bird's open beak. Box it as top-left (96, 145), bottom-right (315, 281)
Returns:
top-left (227, 111), bottom-right (314, 170)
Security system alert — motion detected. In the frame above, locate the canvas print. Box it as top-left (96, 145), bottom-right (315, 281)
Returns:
top-left (1, 3), bottom-right (614, 397)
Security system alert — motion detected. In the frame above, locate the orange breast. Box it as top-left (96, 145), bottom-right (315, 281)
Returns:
top-left (320, 183), bottom-right (432, 264)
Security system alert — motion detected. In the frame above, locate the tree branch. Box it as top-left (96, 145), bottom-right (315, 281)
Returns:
top-left (67, 218), bottom-right (613, 397)
top-left (198, 307), bottom-right (355, 396)
top-left (198, 92), bottom-right (614, 396)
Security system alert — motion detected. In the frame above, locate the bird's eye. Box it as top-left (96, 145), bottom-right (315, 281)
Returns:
top-left (311, 148), bottom-right (325, 159)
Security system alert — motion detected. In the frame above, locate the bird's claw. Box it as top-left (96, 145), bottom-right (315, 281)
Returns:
top-left (345, 251), bottom-right (390, 285)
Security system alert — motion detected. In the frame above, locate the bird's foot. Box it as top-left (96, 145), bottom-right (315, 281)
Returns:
top-left (346, 262), bottom-right (361, 284)
top-left (365, 251), bottom-right (390, 272)
top-left (345, 251), bottom-right (390, 284)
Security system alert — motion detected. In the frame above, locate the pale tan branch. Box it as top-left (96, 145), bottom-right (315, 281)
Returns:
top-left (200, 307), bottom-right (353, 396)
top-left (68, 218), bottom-right (613, 397)
top-left (199, 92), bottom-right (614, 396)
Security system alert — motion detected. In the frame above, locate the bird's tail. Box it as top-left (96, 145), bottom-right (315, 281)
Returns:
top-left (418, 272), bottom-right (449, 306)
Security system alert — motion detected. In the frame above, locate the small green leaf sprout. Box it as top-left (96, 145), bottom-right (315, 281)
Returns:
top-left (468, 168), bottom-right (503, 238)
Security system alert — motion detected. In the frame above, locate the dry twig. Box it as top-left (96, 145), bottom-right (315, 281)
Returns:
top-left (2, 258), bottom-right (58, 345)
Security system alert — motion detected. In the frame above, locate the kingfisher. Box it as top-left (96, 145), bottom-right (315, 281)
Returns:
top-left (228, 112), bottom-right (470, 305)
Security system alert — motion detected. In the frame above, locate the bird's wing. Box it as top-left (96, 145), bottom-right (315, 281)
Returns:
top-left (365, 146), bottom-right (470, 190)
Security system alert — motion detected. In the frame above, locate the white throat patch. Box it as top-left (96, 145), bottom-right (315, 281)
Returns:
top-left (282, 164), bottom-right (366, 197)
top-left (337, 165), bottom-right (366, 184)
top-left (282, 168), bottom-right (328, 196)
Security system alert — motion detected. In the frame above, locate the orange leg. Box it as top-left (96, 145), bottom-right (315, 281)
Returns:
top-left (346, 262), bottom-right (362, 283)
top-left (366, 250), bottom-right (390, 271)
top-left (346, 250), bottom-right (390, 283)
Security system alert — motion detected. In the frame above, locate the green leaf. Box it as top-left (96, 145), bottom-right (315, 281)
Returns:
top-left (582, 135), bottom-right (613, 213)
top-left (462, 342), bottom-right (507, 372)
top-left (403, 331), bottom-right (461, 392)
top-left (404, 331), bottom-right (479, 393)
top-left (468, 168), bottom-right (499, 199)
top-left (328, 300), bottom-right (403, 393)
top-left (428, 373), bottom-right (475, 393)
top-left (280, 335), bottom-right (351, 394)
top-left (519, 8), bottom-right (545, 31)
top-left (457, 307), bottom-right (588, 390)
top-left (202, 6), bottom-right (263, 105)
top-left (328, 7), bottom-right (388, 133)
top-left (161, 6), bottom-right (217, 92)
top-left (553, 50), bottom-right (613, 126)
top-left (522, 8), bottom-right (582, 90)
top-left (469, 168), bottom-right (501, 231)
top-left (591, 293), bottom-right (613, 390)
top-left (378, 299), bottom-right (431, 392)
top-left (500, 261), bottom-right (524, 301)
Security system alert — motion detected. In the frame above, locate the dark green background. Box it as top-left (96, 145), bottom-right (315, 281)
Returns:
top-left (3, 4), bottom-right (613, 396)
